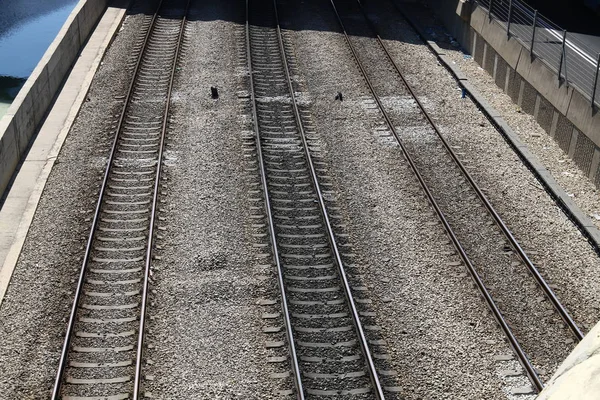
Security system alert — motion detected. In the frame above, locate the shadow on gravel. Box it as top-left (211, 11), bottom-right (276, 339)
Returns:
top-left (122, 0), bottom-right (434, 49)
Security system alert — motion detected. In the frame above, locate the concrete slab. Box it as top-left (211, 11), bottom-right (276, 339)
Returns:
top-left (538, 321), bottom-right (600, 399)
top-left (494, 117), bottom-right (527, 149)
top-left (438, 54), bottom-right (467, 80)
top-left (0, 4), bottom-right (129, 306)
top-left (462, 80), bottom-right (502, 118)
top-left (469, 4), bottom-right (487, 34)
top-left (427, 40), bottom-right (446, 56)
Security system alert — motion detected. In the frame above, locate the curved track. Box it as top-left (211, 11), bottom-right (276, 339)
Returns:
top-left (50, 0), bottom-right (189, 398)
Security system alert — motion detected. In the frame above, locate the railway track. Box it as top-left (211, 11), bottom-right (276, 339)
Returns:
top-left (245, 0), bottom-right (405, 398)
top-left (328, 0), bottom-right (585, 392)
top-left (50, 0), bottom-right (188, 398)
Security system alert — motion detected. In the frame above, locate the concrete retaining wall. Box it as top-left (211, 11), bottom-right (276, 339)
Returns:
top-left (426, 0), bottom-right (600, 186)
top-left (0, 0), bottom-right (109, 198)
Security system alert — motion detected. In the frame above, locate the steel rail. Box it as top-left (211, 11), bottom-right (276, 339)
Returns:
top-left (272, 0), bottom-right (386, 397)
top-left (245, 0), bottom-right (305, 397)
top-left (360, 0), bottom-right (584, 342)
top-left (329, 0), bottom-right (544, 391)
top-left (386, 0), bottom-right (600, 261)
top-left (50, 2), bottom-right (165, 397)
top-left (132, 0), bottom-right (191, 397)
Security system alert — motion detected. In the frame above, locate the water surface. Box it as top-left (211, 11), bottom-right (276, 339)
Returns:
top-left (0, 0), bottom-right (78, 119)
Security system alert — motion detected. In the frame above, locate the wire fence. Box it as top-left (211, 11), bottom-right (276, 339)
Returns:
top-left (474, 0), bottom-right (600, 107)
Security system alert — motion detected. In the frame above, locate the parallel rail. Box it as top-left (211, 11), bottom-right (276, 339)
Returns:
top-left (361, 0), bottom-right (583, 342)
top-left (50, 0), bottom-right (189, 398)
top-left (246, 0), bottom-right (387, 397)
top-left (244, 0), bottom-right (304, 396)
top-left (387, 0), bottom-right (600, 261)
top-left (327, 0), bottom-right (565, 391)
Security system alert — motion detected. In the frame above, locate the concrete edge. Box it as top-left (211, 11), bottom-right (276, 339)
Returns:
top-left (537, 320), bottom-right (600, 399)
top-left (0, 5), bottom-right (129, 307)
top-left (394, 5), bottom-right (600, 251)
top-left (0, 0), bottom-right (110, 199)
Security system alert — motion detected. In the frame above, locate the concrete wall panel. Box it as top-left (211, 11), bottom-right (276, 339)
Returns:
top-left (0, 0), bottom-right (110, 197)
top-left (594, 159), bottom-right (600, 186)
top-left (521, 81), bottom-right (537, 115)
top-left (555, 113), bottom-right (575, 153)
top-left (479, 20), bottom-right (523, 69)
top-left (48, 21), bottom-right (81, 83)
top-left (8, 84), bottom-right (35, 154)
top-left (537, 96), bottom-right (554, 134)
top-left (470, 4), bottom-right (486, 34)
top-left (78, 1), bottom-right (103, 44)
top-left (567, 89), bottom-right (600, 148)
top-left (494, 55), bottom-right (507, 89)
top-left (0, 120), bottom-right (19, 192)
top-left (483, 43), bottom-right (495, 76)
top-left (515, 56), bottom-right (573, 116)
top-left (468, 27), bottom-right (475, 55)
top-left (574, 131), bottom-right (595, 175)
top-left (30, 68), bottom-right (52, 124)
top-left (506, 68), bottom-right (521, 103)
top-left (474, 32), bottom-right (485, 66)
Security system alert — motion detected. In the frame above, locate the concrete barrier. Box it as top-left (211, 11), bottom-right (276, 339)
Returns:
top-left (537, 321), bottom-right (600, 399)
top-left (0, 0), bottom-right (109, 198)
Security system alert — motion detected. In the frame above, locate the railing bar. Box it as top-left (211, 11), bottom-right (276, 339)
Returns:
top-left (530, 9), bottom-right (538, 60)
top-left (507, 0), bottom-right (513, 38)
top-left (591, 53), bottom-right (600, 107)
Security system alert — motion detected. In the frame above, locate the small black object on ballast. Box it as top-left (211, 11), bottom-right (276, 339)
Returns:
top-left (211, 86), bottom-right (219, 99)
top-left (335, 92), bottom-right (343, 101)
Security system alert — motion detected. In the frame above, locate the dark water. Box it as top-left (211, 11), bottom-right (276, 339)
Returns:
top-left (0, 0), bottom-right (78, 118)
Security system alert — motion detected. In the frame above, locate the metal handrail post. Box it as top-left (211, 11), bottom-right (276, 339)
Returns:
top-left (489, 0), bottom-right (495, 21)
top-left (530, 10), bottom-right (538, 60)
top-left (592, 53), bottom-right (600, 108)
top-left (557, 30), bottom-right (567, 84)
top-left (507, 0), bottom-right (513, 38)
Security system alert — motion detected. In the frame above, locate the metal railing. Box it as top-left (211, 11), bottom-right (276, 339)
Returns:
top-left (475, 0), bottom-right (600, 107)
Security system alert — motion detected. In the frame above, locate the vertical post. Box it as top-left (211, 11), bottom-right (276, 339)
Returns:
top-left (557, 30), bottom-right (567, 84)
top-left (592, 53), bottom-right (600, 108)
top-left (489, 0), bottom-right (495, 21)
top-left (530, 10), bottom-right (538, 60)
top-left (507, 0), bottom-right (513, 38)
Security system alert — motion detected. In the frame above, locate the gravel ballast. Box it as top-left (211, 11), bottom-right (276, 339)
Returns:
top-left (342, 0), bottom-right (577, 380)
top-left (3, 0), bottom-right (600, 398)
top-left (0, 4), bottom-right (154, 397)
top-left (141, 0), bottom-right (282, 398)
top-left (278, 0), bottom-right (536, 398)
top-left (366, 2), bottom-right (600, 374)
top-left (433, 7), bottom-right (600, 235)
top-left (371, 0), bottom-right (600, 336)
